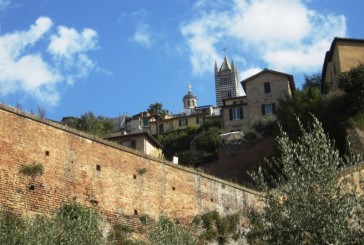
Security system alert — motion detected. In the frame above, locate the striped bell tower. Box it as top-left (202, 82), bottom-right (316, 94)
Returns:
top-left (214, 54), bottom-right (240, 106)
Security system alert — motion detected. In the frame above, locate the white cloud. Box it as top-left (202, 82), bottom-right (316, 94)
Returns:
top-left (132, 24), bottom-right (152, 47)
top-left (48, 27), bottom-right (98, 58)
top-left (180, 0), bottom-right (347, 76)
top-left (0, 16), bottom-right (100, 106)
top-left (240, 67), bottom-right (263, 80)
top-left (48, 26), bottom-right (98, 84)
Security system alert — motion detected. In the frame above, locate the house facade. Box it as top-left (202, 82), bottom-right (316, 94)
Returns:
top-left (106, 131), bottom-right (162, 155)
top-left (222, 69), bottom-right (295, 133)
top-left (322, 37), bottom-right (364, 93)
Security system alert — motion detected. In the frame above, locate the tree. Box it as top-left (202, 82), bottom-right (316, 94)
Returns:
top-left (339, 63), bottom-right (364, 115)
top-left (194, 127), bottom-right (221, 152)
top-left (276, 86), bottom-right (321, 139)
top-left (63, 112), bottom-right (114, 138)
top-left (147, 102), bottom-right (167, 138)
top-left (302, 73), bottom-right (322, 91)
top-left (247, 117), bottom-right (364, 245)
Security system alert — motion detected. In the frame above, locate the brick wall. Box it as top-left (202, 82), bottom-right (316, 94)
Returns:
top-left (0, 104), bottom-right (261, 225)
top-left (204, 137), bottom-right (276, 187)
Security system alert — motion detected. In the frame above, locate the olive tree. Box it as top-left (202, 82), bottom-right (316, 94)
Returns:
top-left (247, 117), bottom-right (364, 245)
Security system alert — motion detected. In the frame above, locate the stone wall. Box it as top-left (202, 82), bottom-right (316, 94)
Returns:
top-left (0, 104), bottom-right (261, 225)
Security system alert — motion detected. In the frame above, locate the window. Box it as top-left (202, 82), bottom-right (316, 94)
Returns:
top-left (196, 116), bottom-right (204, 125)
top-left (261, 103), bottom-right (276, 115)
top-left (227, 91), bottom-right (232, 98)
top-left (222, 90), bottom-right (232, 99)
top-left (221, 77), bottom-right (229, 85)
top-left (142, 118), bottom-right (149, 127)
top-left (168, 122), bottom-right (173, 131)
top-left (264, 82), bottom-right (271, 93)
top-left (159, 124), bottom-right (164, 133)
top-left (131, 140), bottom-right (136, 149)
top-left (229, 107), bottom-right (243, 120)
top-left (179, 119), bottom-right (188, 127)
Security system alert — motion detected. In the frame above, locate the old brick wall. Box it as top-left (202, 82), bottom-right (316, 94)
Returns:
top-left (204, 137), bottom-right (276, 187)
top-left (0, 104), bottom-right (261, 225)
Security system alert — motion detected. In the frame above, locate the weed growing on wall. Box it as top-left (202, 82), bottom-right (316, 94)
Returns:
top-left (193, 211), bottom-right (241, 245)
top-left (19, 163), bottom-right (44, 179)
top-left (137, 168), bottom-right (147, 176)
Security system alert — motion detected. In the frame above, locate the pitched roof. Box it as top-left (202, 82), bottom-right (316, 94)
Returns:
top-left (219, 55), bottom-right (231, 71)
top-left (241, 68), bottom-right (296, 91)
top-left (106, 131), bottom-right (163, 149)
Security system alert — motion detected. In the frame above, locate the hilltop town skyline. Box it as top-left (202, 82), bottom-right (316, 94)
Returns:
top-left (0, 0), bottom-right (363, 121)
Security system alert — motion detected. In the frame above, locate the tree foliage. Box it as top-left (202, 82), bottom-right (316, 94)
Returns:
top-left (0, 203), bottom-right (104, 245)
top-left (247, 117), bottom-right (364, 244)
top-left (302, 73), bottom-right (322, 91)
top-left (276, 86), bottom-right (322, 140)
top-left (158, 124), bottom-right (221, 167)
top-left (63, 111), bottom-right (114, 138)
top-left (194, 127), bottom-right (222, 152)
top-left (147, 102), bottom-right (168, 137)
top-left (146, 216), bottom-right (196, 245)
top-left (339, 63), bottom-right (364, 115)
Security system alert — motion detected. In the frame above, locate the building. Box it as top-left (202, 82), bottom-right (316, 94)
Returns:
top-left (222, 69), bottom-right (295, 133)
top-left (322, 37), bottom-right (364, 94)
top-left (214, 55), bottom-right (240, 106)
top-left (149, 84), bottom-right (221, 135)
top-left (106, 131), bottom-right (163, 155)
top-left (112, 84), bottom-right (221, 136)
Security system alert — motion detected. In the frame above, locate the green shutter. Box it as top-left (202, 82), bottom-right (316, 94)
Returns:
top-left (229, 109), bottom-right (233, 120)
top-left (272, 103), bottom-right (276, 114)
top-left (239, 107), bottom-right (243, 119)
top-left (261, 105), bottom-right (265, 115)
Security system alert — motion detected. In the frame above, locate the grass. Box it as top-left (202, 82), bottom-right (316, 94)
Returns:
top-left (349, 112), bottom-right (364, 130)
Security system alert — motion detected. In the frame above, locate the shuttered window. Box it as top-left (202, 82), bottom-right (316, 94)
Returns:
top-left (229, 107), bottom-right (243, 120)
top-left (261, 103), bottom-right (276, 115)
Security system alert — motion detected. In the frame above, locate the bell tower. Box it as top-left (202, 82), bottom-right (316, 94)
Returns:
top-left (214, 54), bottom-right (240, 106)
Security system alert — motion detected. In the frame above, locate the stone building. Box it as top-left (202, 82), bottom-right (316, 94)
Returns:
top-left (149, 84), bottom-right (220, 134)
top-left (106, 131), bottom-right (163, 155)
top-left (111, 84), bottom-right (221, 136)
top-left (322, 37), bottom-right (364, 93)
top-left (222, 69), bottom-right (295, 133)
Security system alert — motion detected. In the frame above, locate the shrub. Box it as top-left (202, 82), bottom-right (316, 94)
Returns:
top-left (146, 216), bottom-right (196, 245)
top-left (244, 132), bottom-right (257, 141)
top-left (19, 163), bottom-right (44, 179)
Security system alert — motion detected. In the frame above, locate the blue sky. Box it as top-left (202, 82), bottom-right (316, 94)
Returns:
top-left (0, 0), bottom-right (363, 121)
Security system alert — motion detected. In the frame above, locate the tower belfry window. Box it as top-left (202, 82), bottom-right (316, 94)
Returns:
top-left (221, 77), bottom-right (229, 85)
